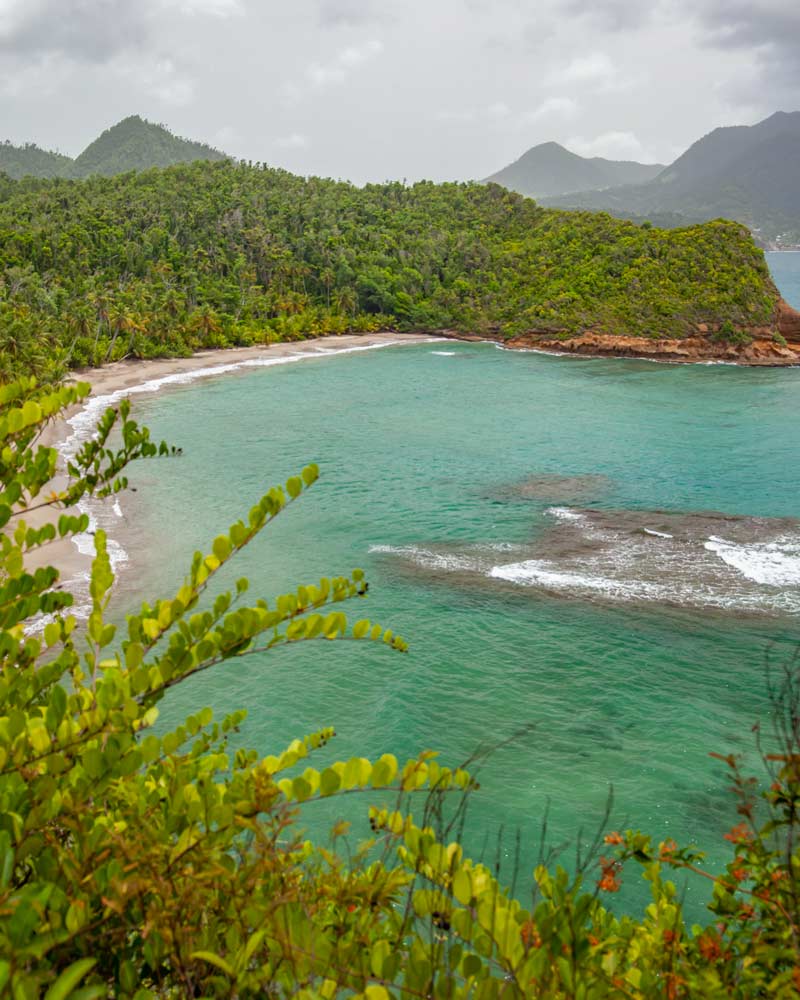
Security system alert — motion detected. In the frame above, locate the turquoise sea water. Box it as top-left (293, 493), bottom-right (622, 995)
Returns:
top-left (767, 251), bottom-right (800, 308)
top-left (114, 254), bottom-right (800, 917)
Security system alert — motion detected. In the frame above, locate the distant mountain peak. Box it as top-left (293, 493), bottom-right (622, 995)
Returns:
top-left (73, 116), bottom-right (227, 177)
top-left (484, 142), bottom-right (665, 200)
top-left (538, 110), bottom-right (800, 246)
top-left (0, 116), bottom-right (229, 181)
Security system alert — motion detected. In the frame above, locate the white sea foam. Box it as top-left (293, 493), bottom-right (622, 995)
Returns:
top-left (488, 559), bottom-right (648, 597)
top-left (369, 544), bottom-right (479, 572)
top-left (705, 535), bottom-right (800, 587)
top-left (546, 506), bottom-right (585, 522)
top-left (371, 519), bottom-right (800, 615)
top-left (493, 343), bottom-right (565, 357)
top-left (491, 342), bottom-right (743, 367)
top-left (373, 505), bottom-right (800, 616)
top-left (486, 555), bottom-right (800, 614)
top-left (431, 350), bottom-right (457, 356)
top-left (56, 339), bottom-right (426, 614)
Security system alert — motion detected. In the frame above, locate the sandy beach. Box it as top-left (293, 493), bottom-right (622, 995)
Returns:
top-left (33, 331), bottom-right (439, 598)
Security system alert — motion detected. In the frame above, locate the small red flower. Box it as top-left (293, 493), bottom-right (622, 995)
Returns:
top-left (659, 839), bottom-right (678, 860)
top-left (520, 920), bottom-right (542, 948)
top-left (723, 822), bottom-right (753, 844)
top-left (698, 932), bottom-right (722, 962)
top-left (597, 856), bottom-right (623, 893)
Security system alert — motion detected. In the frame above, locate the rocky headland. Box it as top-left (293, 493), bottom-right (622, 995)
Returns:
top-left (439, 298), bottom-right (800, 366)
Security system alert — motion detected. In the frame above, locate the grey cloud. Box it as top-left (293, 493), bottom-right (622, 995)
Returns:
top-left (559, 0), bottom-right (657, 31)
top-left (0, 0), bottom-right (150, 62)
top-left (316, 0), bottom-right (383, 27)
top-left (0, 0), bottom-right (797, 184)
top-left (691, 0), bottom-right (800, 103)
top-left (694, 1), bottom-right (800, 51)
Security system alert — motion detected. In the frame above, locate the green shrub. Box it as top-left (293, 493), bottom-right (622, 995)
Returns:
top-left (1, 378), bottom-right (799, 998)
top-left (711, 318), bottom-right (753, 346)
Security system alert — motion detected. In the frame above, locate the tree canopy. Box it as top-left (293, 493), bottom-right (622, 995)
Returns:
top-left (0, 161), bottom-right (781, 379)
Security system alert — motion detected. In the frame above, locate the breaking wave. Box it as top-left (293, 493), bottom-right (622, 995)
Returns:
top-left (705, 535), bottom-right (800, 587)
top-left (372, 506), bottom-right (800, 617)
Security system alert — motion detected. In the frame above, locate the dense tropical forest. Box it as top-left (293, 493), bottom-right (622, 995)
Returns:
top-left (0, 158), bottom-right (781, 378)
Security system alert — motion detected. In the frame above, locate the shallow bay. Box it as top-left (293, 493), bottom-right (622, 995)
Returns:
top-left (116, 255), bottom-right (800, 915)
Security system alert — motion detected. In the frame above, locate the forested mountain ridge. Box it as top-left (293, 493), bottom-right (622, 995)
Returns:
top-left (0, 141), bottom-right (74, 180)
top-left (541, 112), bottom-right (800, 244)
top-left (484, 141), bottom-right (665, 199)
top-left (0, 159), bottom-right (786, 378)
top-left (72, 115), bottom-right (228, 177)
top-left (0, 116), bottom-right (227, 180)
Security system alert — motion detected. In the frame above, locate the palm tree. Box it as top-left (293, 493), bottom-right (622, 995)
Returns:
top-left (320, 267), bottom-right (335, 309)
top-left (333, 286), bottom-right (358, 319)
top-left (106, 306), bottom-right (146, 361)
top-left (188, 306), bottom-right (222, 344)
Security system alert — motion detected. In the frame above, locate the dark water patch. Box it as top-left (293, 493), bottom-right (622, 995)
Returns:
top-left (483, 472), bottom-right (612, 503)
top-left (371, 507), bottom-right (800, 618)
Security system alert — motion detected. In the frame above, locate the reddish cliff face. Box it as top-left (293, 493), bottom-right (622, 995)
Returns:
top-left (502, 332), bottom-right (800, 365)
top-left (778, 299), bottom-right (800, 341)
top-left (438, 299), bottom-right (800, 366)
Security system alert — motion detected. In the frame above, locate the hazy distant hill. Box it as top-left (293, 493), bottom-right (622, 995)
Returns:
top-left (0, 116), bottom-right (228, 180)
top-left (484, 141), bottom-right (665, 199)
top-left (0, 141), bottom-right (73, 180)
top-left (542, 112), bottom-right (800, 243)
top-left (72, 116), bottom-right (227, 177)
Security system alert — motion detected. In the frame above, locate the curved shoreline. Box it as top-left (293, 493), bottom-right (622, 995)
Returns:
top-left (30, 317), bottom-right (800, 611)
top-left (69, 332), bottom-right (442, 405)
top-left (36, 333), bottom-right (441, 603)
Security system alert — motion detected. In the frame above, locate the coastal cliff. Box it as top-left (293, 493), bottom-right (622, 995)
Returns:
top-left (439, 299), bottom-right (800, 366)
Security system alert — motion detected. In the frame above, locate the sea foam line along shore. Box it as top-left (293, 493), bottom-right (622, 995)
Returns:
top-left (34, 332), bottom-right (441, 615)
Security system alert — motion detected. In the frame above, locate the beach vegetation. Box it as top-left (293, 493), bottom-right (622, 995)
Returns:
top-left (711, 319), bottom-right (753, 347)
top-left (1, 378), bottom-right (799, 997)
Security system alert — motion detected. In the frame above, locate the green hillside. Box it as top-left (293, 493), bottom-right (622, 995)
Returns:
top-left (0, 140), bottom-right (73, 180)
top-left (0, 160), bottom-right (780, 378)
top-left (72, 115), bottom-right (227, 177)
top-left (543, 112), bottom-right (800, 243)
top-left (485, 141), bottom-right (664, 199)
top-left (0, 116), bottom-right (227, 181)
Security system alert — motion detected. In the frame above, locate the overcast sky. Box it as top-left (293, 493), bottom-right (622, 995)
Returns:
top-left (0, 0), bottom-right (798, 183)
